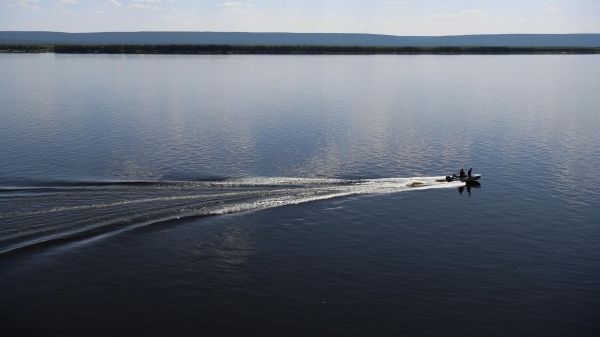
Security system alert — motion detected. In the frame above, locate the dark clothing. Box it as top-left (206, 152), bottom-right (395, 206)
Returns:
top-left (460, 169), bottom-right (466, 177)
top-left (468, 168), bottom-right (472, 177)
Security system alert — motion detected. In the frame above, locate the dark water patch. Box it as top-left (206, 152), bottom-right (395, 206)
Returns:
top-left (1, 191), bottom-right (598, 336)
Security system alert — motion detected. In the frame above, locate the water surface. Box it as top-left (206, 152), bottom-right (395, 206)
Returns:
top-left (1, 54), bottom-right (599, 336)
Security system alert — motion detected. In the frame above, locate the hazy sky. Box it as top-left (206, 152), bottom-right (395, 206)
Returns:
top-left (1, 0), bottom-right (600, 35)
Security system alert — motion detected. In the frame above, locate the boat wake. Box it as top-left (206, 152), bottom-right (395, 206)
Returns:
top-left (0, 176), bottom-right (462, 255)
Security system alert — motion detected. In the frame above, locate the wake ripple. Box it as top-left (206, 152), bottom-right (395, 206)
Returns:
top-left (0, 176), bottom-right (462, 254)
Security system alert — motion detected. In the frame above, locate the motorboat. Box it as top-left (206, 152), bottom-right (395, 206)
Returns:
top-left (446, 174), bottom-right (482, 182)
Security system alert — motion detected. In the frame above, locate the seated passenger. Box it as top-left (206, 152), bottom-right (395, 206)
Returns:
top-left (460, 168), bottom-right (466, 177)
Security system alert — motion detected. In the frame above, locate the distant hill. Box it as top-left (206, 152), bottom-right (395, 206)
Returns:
top-left (1, 32), bottom-right (600, 47)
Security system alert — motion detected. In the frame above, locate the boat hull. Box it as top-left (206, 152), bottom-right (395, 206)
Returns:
top-left (446, 174), bottom-right (482, 182)
top-left (461, 174), bottom-right (481, 182)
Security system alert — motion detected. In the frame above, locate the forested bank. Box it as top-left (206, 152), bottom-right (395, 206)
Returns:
top-left (0, 44), bottom-right (53, 52)
top-left (2, 44), bottom-right (600, 54)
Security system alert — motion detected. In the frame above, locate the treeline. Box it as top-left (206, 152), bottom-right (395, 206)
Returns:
top-left (53, 44), bottom-right (600, 54)
top-left (0, 44), bottom-right (53, 52)
top-left (3, 44), bottom-right (600, 54)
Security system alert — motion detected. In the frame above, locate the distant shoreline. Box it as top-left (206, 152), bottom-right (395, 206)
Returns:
top-left (3, 32), bottom-right (600, 47)
top-left (1, 44), bottom-right (599, 54)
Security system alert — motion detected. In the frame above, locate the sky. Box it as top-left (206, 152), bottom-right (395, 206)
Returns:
top-left (1, 0), bottom-right (600, 35)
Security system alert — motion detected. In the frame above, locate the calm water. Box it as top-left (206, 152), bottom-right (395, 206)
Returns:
top-left (1, 54), bottom-right (599, 336)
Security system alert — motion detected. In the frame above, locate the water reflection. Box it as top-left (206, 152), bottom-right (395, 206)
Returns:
top-left (1, 54), bottom-right (598, 205)
top-left (458, 181), bottom-right (481, 196)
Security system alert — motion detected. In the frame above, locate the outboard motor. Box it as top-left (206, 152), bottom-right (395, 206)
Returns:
top-left (446, 176), bottom-right (453, 182)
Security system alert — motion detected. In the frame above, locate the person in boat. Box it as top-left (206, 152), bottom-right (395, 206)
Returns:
top-left (468, 168), bottom-right (472, 177)
top-left (459, 168), bottom-right (467, 178)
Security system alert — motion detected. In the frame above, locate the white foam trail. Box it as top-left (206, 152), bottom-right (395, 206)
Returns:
top-left (0, 176), bottom-right (464, 254)
top-left (110, 176), bottom-right (462, 218)
top-left (202, 177), bottom-right (351, 186)
top-left (0, 177), bottom-right (462, 219)
top-left (0, 190), bottom-right (268, 219)
top-left (206, 177), bottom-right (462, 215)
